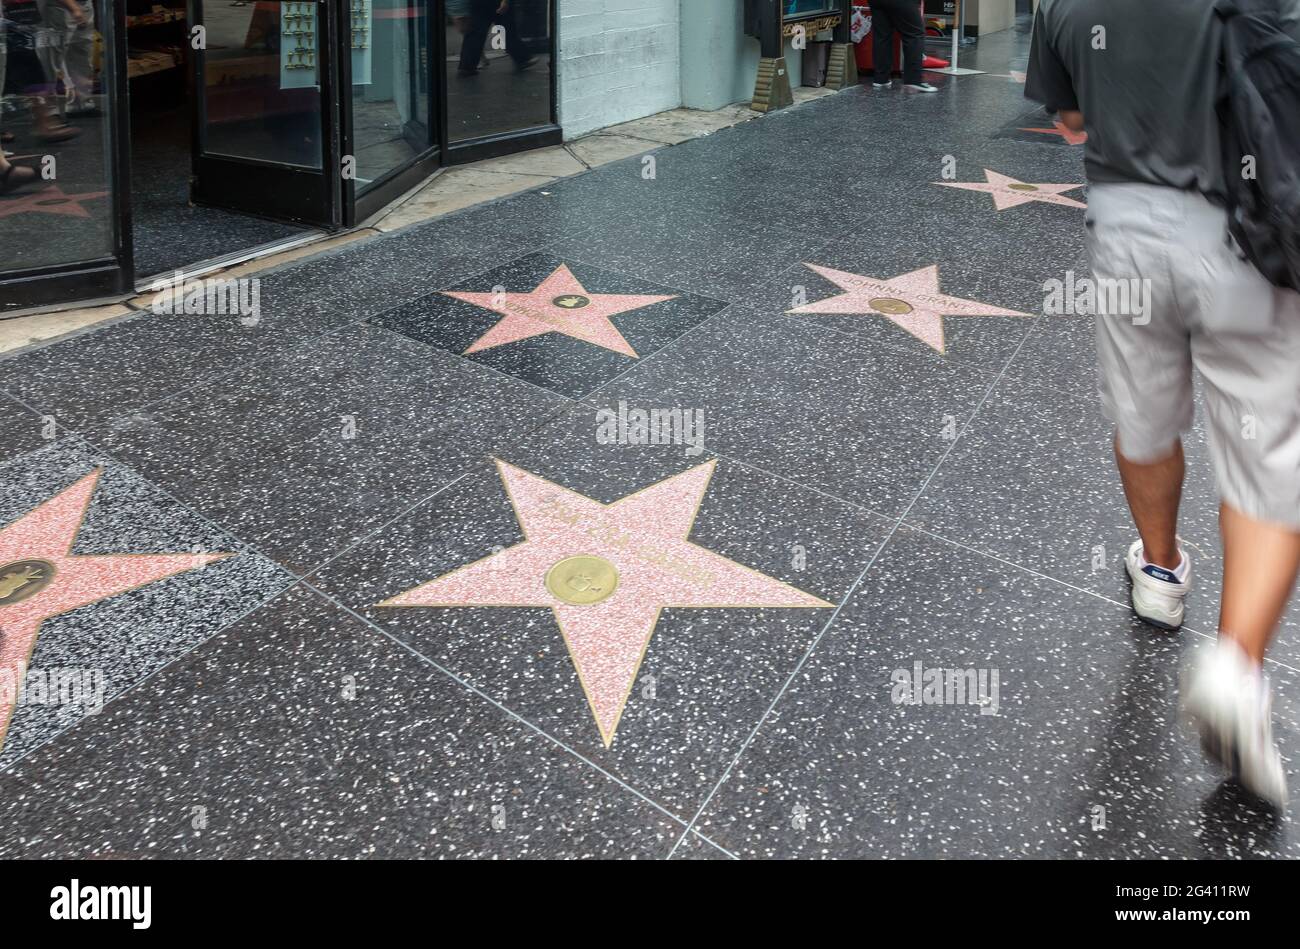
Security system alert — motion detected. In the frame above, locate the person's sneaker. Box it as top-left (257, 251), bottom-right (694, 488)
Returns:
top-left (902, 82), bottom-right (939, 93)
top-left (1124, 538), bottom-right (1190, 630)
top-left (872, 81), bottom-right (892, 89)
top-left (1181, 639), bottom-right (1288, 808)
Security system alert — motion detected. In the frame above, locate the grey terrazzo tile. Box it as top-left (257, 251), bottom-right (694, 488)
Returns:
top-left (693, 527), bottom-right (1300, 858)
top-left (0, 300), bottom-right (356, 432)
top-left (0, 439), bottom-right (291, 772)
top-left (88, 322), bottom-right (571, 575)
top-left (1002, 310), bottom-right (1099, 399)
top-left (0, 584), bottom-right (683, 858)
top-left (0, 394), bottom-right (52, 465)
top-left (548, 208), bottom-right (837, 303)
top-left (900, 373), bottom-right (1300, 665)
top-left (588, 306), bottom-right (994, 515)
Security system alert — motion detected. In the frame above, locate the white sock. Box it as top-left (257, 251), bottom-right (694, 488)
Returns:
top-left (1140, 547), bottom-right (1188, 582)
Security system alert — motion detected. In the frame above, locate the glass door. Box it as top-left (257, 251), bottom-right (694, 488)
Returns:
top-left (0, 0), bottom-right (133, 312)
top-left (340, 0), bottom-right (439, 224)
top-left (189, 0), bottom-right (340, 226)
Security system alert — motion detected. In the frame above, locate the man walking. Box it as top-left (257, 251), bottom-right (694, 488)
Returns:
top-left (1027, 0), bottom-right (1300, 807)
top-left (870, 0), bottom-right (938, 92)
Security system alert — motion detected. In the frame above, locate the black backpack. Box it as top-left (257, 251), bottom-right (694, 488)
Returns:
top-left (1215, 0), bottom-right (1300, 291)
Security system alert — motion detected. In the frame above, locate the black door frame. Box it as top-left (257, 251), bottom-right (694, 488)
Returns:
top-left (2, 0), bottom-right (563, 313)
top-left (188, 0), bottom-right (343, 227)
top-left (340, 0), bottom-right (443, 226)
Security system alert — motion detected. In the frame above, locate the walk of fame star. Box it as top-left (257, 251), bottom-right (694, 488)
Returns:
top-left (789, 263), bottom-right (1032, 354)
top-left (0, 470), bottom-right (230, 753)
top-left (442, 264), bottom-right (677, 357)
top-left (935, 169), bottom-right (1085, 210)
top-left (1019, 119), bottom-right (1087, 145)
top-left (378, 460), bottom-right (831, 746)
top-left (0, 184), bottom-right (109, 219)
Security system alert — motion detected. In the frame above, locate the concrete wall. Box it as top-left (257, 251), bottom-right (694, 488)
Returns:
top-left (679, 0), bottom-right (760, 110)
top-left (557, 0), bottom-right (837, 139)
top-left (557, 0), bottom-right (682, 139)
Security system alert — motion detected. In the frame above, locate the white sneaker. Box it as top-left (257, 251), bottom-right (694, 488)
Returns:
top-left (1124, 539), bottom-right (1190, 630)
top-left (903, 82), bottom-right (939, 93)
top-left (1181, 639), bottom-right (1288, 808)
top-left (872, 81), bottom-right (892, 89)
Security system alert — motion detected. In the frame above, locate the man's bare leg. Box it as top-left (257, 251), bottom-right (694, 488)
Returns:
top-left (1180, 502), bottom-right (1297, 806)
top-left (1115, 436), bottom-right (1184, 568)
top-left (1218, 502), bottom-right (1300, 666)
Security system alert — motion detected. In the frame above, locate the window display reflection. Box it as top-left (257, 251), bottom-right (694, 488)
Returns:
top-left (0, 0), bottom-right (115, 276)
top-left (351, 0), bottom-right (433, 194)
top-left (200, 2), bottom-right (324, 169)
top-left (445, 0), bottom-right (552, 144)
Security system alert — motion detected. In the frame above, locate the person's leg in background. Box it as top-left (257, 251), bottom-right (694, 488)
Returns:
top-left (871, 2), bottom-right (897, 86)
top-left (890, 0), bottom-right (927, 87)
top-left (458, 0), bottom-right (494, 75)
top-left (31, 0), bottom-right (79, 139)
top-left (495, 0), bottom-right (534, 68)
top-left (62, 0), bottom-right (96, 111)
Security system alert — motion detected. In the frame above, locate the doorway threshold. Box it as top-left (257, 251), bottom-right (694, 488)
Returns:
top-left (133, 230), bottom-right (331, 293)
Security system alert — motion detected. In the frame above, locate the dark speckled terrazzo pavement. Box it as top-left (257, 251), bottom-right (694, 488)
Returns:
top-left (0, 22), bottom-right (1296, 860)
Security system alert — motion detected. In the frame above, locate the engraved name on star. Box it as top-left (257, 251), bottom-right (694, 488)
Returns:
top-left (0, 470), bottom-right (230, 753)
top-left (442, 264), bottom-right (678, 357)
top-left (934, 168), bottom-right (1086, 210)
top-left (378, 460), bottom-right (831, 746)
top-left (788, 263), bottom-right (1032, 354)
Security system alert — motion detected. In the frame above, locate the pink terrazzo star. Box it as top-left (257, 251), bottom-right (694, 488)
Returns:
top-left (1019, 119), bottom-right (1088, 145)
top-left (789, 263), bottom-right (1032, 354)
top-left (0, 470), bottom-right (230, 752)
top-left (442, 264), bottom-right (677, 357)
top-left (934, 168), bottom-right (1086, 210)
top-left (0, 184), bottom-right (109, 219)
top-left (379, 460), bottom-right (831, 746)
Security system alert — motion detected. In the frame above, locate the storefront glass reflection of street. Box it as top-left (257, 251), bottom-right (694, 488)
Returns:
top-left (0, 0), bottom-right (115, 273)
top-left (445, 0), bottom-right (551, 143)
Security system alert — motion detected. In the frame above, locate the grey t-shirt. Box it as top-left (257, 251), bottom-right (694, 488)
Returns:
top-left (1025, 0), bottom-right (1300, 198)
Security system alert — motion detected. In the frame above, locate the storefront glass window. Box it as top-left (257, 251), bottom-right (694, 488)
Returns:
top-left (0, 0), bottom-right (117, 274)
top-left (444, 0), bottom-right (552, 144)
top-left (200, 2), bottom-right (324, 169)
top-left (351, 0), bottom-right (433, 193)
